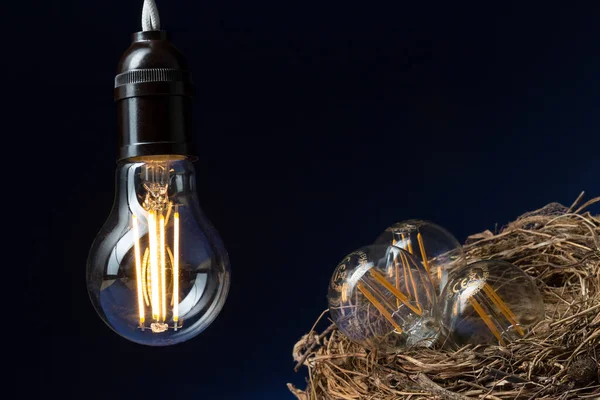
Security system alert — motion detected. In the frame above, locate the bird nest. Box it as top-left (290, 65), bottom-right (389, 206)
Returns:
top-left (289, 194), bottom-right (600, 400)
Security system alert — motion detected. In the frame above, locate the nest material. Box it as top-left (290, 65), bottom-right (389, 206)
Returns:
top-left (289, 194), bottom-right (600, 400)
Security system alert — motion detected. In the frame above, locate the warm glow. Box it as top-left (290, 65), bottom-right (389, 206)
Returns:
top-left (132, 215), bottom-right (145, 326)
top-left (165, 202), bottom-right (173, 228)
top-left (133, 205), bottom-right (182, 331)
top-left (160, 214), bottom-right (167, 321)
top-left (148, 210), bottom-right (160, 320)
top-left (142, 249), bottom-right (150, 306)
top-left (173, 211), bottom-right (180, 324)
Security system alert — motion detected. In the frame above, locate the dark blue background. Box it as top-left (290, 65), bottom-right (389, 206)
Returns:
top-left (20, 1), bottom-right (599, 399)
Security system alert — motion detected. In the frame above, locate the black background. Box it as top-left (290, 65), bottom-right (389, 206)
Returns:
top-left (19, 1), bottom-right (599, 399)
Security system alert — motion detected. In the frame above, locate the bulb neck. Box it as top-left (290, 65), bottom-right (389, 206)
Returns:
top-left (115, 31), bottom-right (195, 161)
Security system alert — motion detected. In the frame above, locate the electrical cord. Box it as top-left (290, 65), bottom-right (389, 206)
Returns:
top-left (142, 0), bottom-right (161, 31)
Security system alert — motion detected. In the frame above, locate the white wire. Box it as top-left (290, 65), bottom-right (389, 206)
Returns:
top-left (142, 0), bottom-right (161, 31)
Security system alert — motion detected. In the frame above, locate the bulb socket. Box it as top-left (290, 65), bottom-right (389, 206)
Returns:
top-left (115, 31), bottom-right (195, 161)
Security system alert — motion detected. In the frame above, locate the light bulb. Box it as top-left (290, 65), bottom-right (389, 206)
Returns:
top-left (328, 245), bottom-right (438, 353)
top-left (436, 260), bottom-right (544, 347)
top-left (374, 219), bottom-right (466, 294)
top-left (86, 31), bottom-right (230, 346)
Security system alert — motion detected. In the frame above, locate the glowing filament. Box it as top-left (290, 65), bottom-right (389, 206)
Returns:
top-left (173, 211), bottom-right (180, 323)
top-left (148, 210), bottom-right (160, 320)
top-left (160, 213), bottom-right (167, 321)
top-left (164, 201), bottom-right (173, 226)
top-left (132, 215), bottom-right (145, 326)
top-left (141, 249), bottom-right (150, 306)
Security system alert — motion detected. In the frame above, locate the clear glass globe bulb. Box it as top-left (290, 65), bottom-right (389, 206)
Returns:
top-left (87, 156), bottom-right (230, 346)
top-left (437, 259), bottom-right (544, 347)
top-left (328, 245), bottom-right (438, 353)
top-left (374, 219), bottom-right (466, 294)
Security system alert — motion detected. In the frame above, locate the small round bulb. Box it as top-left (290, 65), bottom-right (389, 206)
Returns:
top-left (437, 259), bottom-right (544, 347)
top-left (328, 245), bottom-right (438, 353)
top-left (374, 219), bottom-right (466, 294)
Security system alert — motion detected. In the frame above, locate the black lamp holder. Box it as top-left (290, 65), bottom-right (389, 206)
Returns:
top-left (114, 31), bottom-right (194, 161)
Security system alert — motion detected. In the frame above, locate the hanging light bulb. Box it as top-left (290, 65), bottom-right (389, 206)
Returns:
top-left (87, 2), bottom-right (230, 346)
